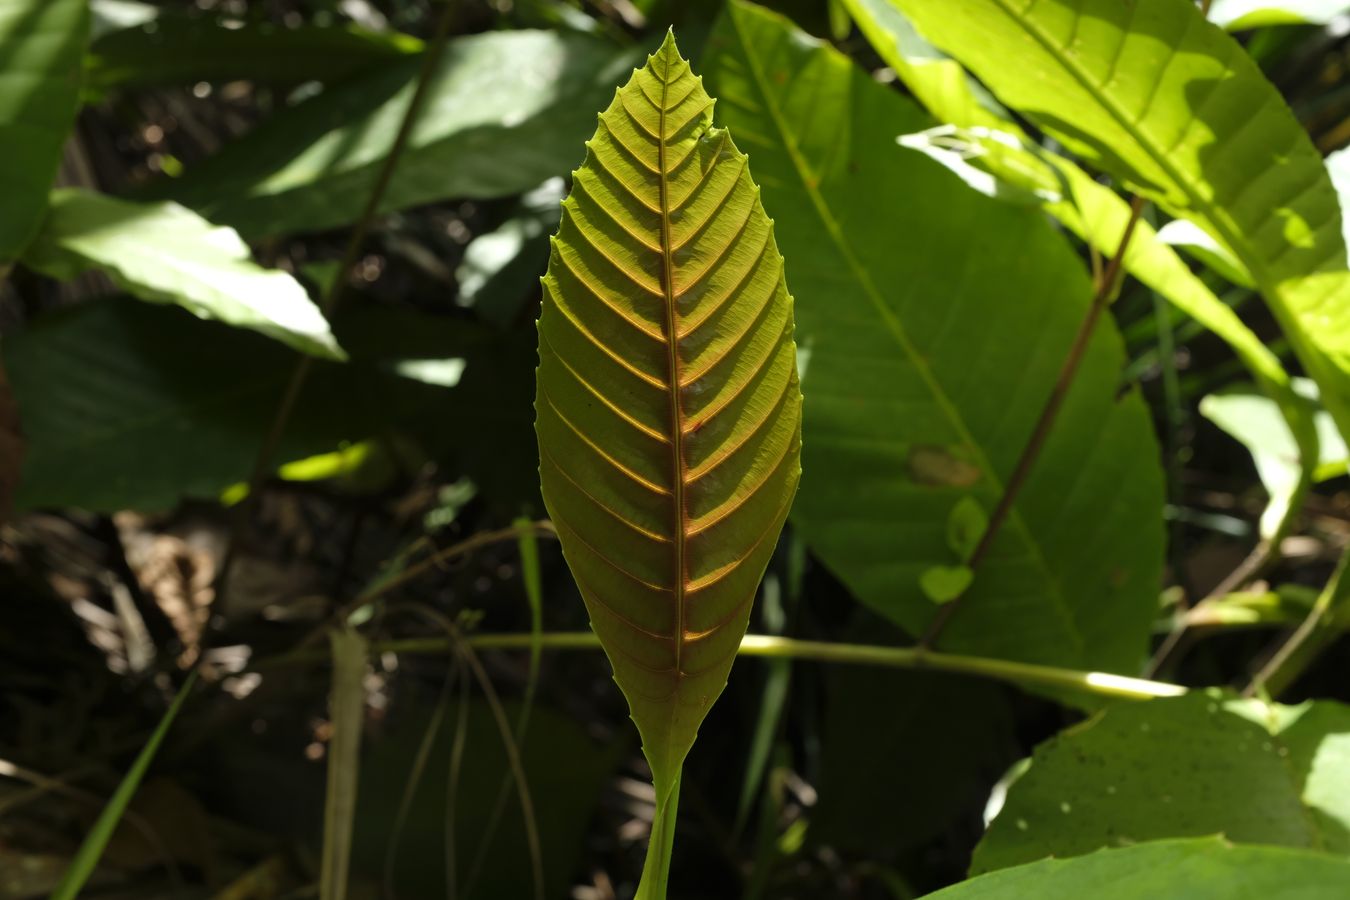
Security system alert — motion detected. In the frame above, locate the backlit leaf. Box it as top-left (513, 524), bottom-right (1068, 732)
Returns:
top-left (885, 0), bottom-right (1350, 447)
top-left (843, 0), bottom-right (1316, 526)
top-left (534, 32), bottom-right (801, 893)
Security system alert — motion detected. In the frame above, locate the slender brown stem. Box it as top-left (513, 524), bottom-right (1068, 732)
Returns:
top-left (211, 1), bottom-right (459, 626)
top-left (1200, 0), bottom-right (1215, 16)
top-left (918, 195), bottom-right (1148, 649)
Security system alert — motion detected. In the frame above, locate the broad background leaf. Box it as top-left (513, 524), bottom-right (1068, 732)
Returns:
top-left (21, 189), bottom-right (343, 359)
top-left (704, 1), bottom-right (1164, 672)
top-left (7, 298), bottom-right (532, 512)
top-left (0, 0), bottom-right (88, 260)
top-left (974, 692), bottom-right (1350, 873)
top-left (154, 30), bottom-right (643, 239)
top-left (928, 838), bottom-right (1350, 899)
top-left (886, 0), bottom-right (1350, 448)
top-left (86, 15), bottom-right (421, 93)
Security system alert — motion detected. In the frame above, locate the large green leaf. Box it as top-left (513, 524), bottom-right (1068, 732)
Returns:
top-left (21, 188), bottom-right (342, 359)
top-left (927, 838), bottom-right (1350, 899)
top-left (86, 16), bottom-right (421, 93)
top-left (973, 692), bottom-right (1350, 874)
top-left (843, 0), bottom-right (1317, 513)
top-left (704, 1), bottom-right (1164, 672)
top-left (154, 30), bottom-right (643, 240)
top-left (534, 33), bottom-right (802, 895)
top-left (886, 0), bottom-right (1350, 447)
top-left (0, 0), bottom-right (88, 260)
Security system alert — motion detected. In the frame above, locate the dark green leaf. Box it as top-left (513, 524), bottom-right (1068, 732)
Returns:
top-left (0, 0), bottom-right (88, 260)
top-left (154, 31), bottom-right (645, 239)
top-left (86, 16), bottom-right (421, 93)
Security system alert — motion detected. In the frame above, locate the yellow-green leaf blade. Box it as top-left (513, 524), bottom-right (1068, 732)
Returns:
top-left (535, 33), bottom-right (802, 788)
top-left (887, 0), bottom-right (1350, 442)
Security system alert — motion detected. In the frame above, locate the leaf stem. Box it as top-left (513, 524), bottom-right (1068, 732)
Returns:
top-left (212, 0), bottom-right (460, 629)
top-left (636, 772), bottom-right (682, 900)
top-left (919, 193), bottom-right (1148, 648)
top-left (325, 631), bottom-right (1187, 701)
top-left (1245, 547), bottom-right (1350, 697)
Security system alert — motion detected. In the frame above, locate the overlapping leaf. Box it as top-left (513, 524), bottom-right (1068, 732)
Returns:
top-left (0, 0), bottom-right (88, 260)
top-left (886, 0), bottom-right (1350, 446)
top-left (21, 189), bottom-right (343, 359)
top-left (534, 31), bottom-right (802, 856)
top-left (704, 1), bottom-right (1163, 672)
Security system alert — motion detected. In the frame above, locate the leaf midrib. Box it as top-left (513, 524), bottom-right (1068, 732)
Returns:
top-left (656, 50), bottom-right (691, 678)
top-left (725, 8), bottom-right (1082, 652)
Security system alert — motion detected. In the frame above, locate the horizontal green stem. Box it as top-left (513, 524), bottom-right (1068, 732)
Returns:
top-left (368, 632), bottom-right (1186, 701)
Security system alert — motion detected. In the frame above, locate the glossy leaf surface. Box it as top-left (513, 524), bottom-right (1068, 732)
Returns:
top-left (887, 0), bottom-right (1350, 444)
top-left (704, 1), bottom-right (1163, 672)
top-left (535, 31), bottom-right (802, 807)
top-left (0, 0), bottom-right (88, 259)
top-left (974, 693), bottom-right (1350, 873)
top-left (929, 838), bottom-right (1350, 899)
top-left (22, 189), bottom-right (343, 359)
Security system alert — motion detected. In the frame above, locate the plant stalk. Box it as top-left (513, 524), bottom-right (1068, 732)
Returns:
top-left (302, 632), bottom-right (1187, 701)
top-left (636, 772), bottom-right (682, 900)
top-left (919, 194), bottom-right (1148, 648)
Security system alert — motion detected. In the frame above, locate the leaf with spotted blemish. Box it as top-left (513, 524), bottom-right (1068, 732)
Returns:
top-left (533, 31), bottom-right (802, 897)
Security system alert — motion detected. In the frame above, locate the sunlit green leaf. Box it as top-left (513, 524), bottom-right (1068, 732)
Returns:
top-left (929, 838), bottom-right (1350, 899)
top-left (22, 189), bottom-right (343, 359)
top-left (534, 32), bottom-right (802, 895)
top-left (974, 692), bottom-right (1350, 873)
top-left (844, 0), bottom-right (1316, 519)
top-left (885, 0), bottom-right (1350, 449)
top-left (705, 0), bottom-right (1163, 672)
